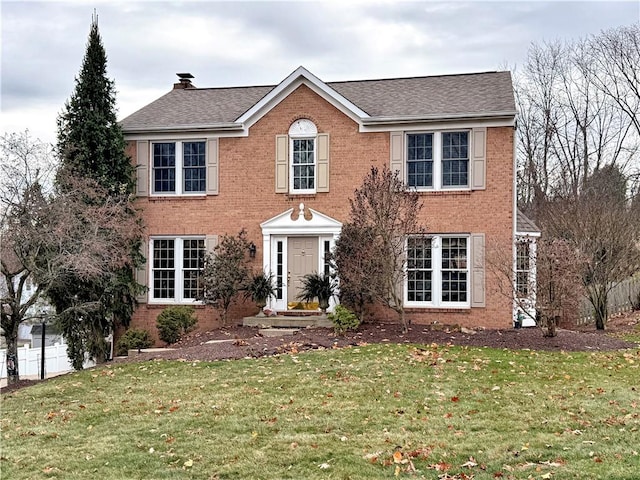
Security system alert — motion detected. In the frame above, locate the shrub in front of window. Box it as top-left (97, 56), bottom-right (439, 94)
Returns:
top-left (115, 328), bottom-right (153, 356)
top-left (199, 230), bottom-right (251, 325)
top-left (327, 305), bottom-right (360, 336)
top-left (156, 306), bottom-right (198, 344)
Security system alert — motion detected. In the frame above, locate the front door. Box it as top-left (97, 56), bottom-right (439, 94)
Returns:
top-left (287, 236), bottom-right (318, 307)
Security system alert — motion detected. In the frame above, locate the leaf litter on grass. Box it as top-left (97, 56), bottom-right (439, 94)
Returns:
top-left (2, 343), bottom-right (639, 479)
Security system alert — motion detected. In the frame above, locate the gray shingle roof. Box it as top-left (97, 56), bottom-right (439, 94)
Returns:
top-left (329, 72), bottom-right (515, 118)
top-left (121, 85), bottom-right (274, 131)
top-left (121, 70), bottom-right (515, 132)
top-left (516, 209), bottom-right (540, 234)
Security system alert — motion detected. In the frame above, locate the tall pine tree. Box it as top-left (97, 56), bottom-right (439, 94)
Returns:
top-left (52, 14), bottom-right (142, 368)
top-left (57, 14), bottom-right (133, 192)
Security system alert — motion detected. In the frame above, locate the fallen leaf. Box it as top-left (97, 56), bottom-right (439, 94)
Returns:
top-left (461, 456), bottom-right (478, 468)
top-left (183, 459), bottom-right (193, 468)
top-left (393, 451), bottom-right (403, 463)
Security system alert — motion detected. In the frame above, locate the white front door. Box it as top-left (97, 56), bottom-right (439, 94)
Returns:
top-left (260, 204), bottom-right (342, 312)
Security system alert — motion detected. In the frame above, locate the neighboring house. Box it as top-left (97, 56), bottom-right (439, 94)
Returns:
top-left (121, 66), bottom-right (525, 336)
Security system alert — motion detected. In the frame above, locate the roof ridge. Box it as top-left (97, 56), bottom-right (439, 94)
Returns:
top-left (327, 70), bottom-right (506, 85)
top-left (169, 71), bottom-right (508, 91)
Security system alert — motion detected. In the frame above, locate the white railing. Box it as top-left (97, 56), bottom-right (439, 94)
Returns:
top-left (0, 343), bottom-right (96, 380)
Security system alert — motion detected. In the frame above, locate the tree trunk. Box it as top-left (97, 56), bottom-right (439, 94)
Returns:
top-left (594, 297), bottom-right (607, 330)
top-left (5, 325), bottom-right (20, 385)
top-left (399, 307), bottom-right (408, 334)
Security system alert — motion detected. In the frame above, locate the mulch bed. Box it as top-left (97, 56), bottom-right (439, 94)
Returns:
top-left (3, 311), bottom-right (638, 395)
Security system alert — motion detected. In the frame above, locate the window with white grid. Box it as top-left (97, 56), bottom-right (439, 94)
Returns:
top-left (151, 237), bottom-right (205, 302)
top-left (152, 141), bottom-right (206, 194)
top-left (405, 235), bottom-right (469, 308)
top-left (405, 131), bottom-right (469, 190)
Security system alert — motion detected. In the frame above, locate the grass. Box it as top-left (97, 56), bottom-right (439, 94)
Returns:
top-left (610, 324), bottom-right (640, 344)
top-left (1, 344), bottom-right (639, 479)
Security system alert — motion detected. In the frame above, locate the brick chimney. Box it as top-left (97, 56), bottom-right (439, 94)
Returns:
top-left (174, 73), bottom-right (195, 89)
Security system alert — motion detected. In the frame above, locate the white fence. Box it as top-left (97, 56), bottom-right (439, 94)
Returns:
top-left (0, 343), bottom-right (96, 380)
top-left (578, 276), bottom-right (640, 325)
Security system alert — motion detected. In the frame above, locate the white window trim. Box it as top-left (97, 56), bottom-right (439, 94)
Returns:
top-left (149, 236), bottom-right (205, 304)
top-left (405, 234), bottom-right (470, 309)
top-left (288, 119), bottom-right (318, 195)
top-left (405, 130), bottom-right (471, 191)
top-left (150, 140), bottom-right (206, 196)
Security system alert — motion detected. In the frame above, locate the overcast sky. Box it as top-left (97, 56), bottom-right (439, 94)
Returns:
top-left (2, 0), bottom-right (639, 144)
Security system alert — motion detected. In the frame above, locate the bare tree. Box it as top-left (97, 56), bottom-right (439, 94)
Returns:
top-left (331, 223), bottom-right (382, 323)
top-left (1, 132), bottom-right (143, 383)
top-left (540, 165), bottom-right (640, 330)
top-left (335, 166), bottom-right (426, 333)
top-left (588, 24), bottom-right (640, 137)
top-left (488, 237), bottom-right (583, 337)
top-left (515, 41), bottom-right (564, 211)
top-left (515, 32), bottom-right (639, 214)
top-left (199, 230), bottom-right (251, 325)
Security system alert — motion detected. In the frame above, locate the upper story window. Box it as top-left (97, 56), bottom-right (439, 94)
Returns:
top-left (407, 133), bottom-right (434, 188)
top-left (152, 141), bottom-right (206, 194)
top-left (406, 131), bottom-right (469, 190)
top-left (442, 132), bottom-right (469, 187)
top-left (289, 119), bottom-right (317, 194)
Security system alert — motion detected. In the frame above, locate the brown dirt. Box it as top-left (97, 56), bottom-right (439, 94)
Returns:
top-left (3, 311), bottom-right (639, 395)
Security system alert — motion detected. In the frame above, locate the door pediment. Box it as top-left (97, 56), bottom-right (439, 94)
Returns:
top-left (260, 203), bottom-right (342, 235)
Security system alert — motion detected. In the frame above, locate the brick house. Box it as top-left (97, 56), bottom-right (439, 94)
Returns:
top-left (121, 66), bottom-right (527, 338)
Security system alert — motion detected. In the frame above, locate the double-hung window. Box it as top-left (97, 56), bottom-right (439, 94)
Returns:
top-left (407, 237), bottom-right (432, 301)
top-left (151, 237), bottom-right (205, 302)
top-left (406, 235), bottom-right (469, 307)
top-left (289, 119), bottom-right (318, 194)
top-left (406, 131), bottom-right (469, 190)
top-left (442, 132), bottom-right (469, 187)
top-left (152, 141), bottom-right (206, 194)
top-left (515, 241), bottom-right (530, 296)
top-left (407, 133), bottom-right (434, 188)
top-left (292, 138), bottom-right (315, 191)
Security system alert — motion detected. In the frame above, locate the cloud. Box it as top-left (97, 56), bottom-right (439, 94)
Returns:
top-left (1, 0), bottom-right (638, 144)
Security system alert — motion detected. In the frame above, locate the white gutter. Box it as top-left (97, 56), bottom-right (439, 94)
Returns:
top-left (362, 111), bottom-right (518, 126)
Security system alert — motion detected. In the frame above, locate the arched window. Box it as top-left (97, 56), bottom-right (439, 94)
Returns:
top-left (288, 119), bottom-right (317, 193)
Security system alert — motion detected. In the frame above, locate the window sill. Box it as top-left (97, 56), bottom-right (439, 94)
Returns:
top-left (145, 302), bottom-right (205, 308)
top-left (415, 190), bottom-right (472, 196)
top-left (286, 193), bottom-right (317, 200)
top-left (404, 306), bottom-right (471, 313)
top-left (148, 195), bottom-right (207, 202)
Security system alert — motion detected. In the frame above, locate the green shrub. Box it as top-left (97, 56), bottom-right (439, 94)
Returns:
top-left (115, 328), bottom-right (153, 356)
top-left (156, 306), bottom-right (198, 344)
top-left (327, 305), bottom-right (360, 335)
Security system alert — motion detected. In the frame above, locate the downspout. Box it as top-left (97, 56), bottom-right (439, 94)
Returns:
top-left (512, 120), bottom-right (518, 327)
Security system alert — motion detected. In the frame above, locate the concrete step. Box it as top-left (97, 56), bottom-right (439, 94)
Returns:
top-left (259, 328), bottom-right (299, 337)
top-left (243, 315), bottom-right (332, 328)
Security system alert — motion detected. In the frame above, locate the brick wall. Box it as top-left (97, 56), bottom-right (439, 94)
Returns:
top-left (127, 84), bottom-right (514, 341)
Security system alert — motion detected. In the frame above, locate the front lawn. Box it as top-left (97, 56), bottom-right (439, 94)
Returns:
top-left (2, 344), bottom-right (638, 479)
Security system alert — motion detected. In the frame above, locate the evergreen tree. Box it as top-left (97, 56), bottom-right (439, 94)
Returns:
top-left (56, 15), bottom-right (133, 192)
top-left (52, 14), bottom-right (142, 367)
